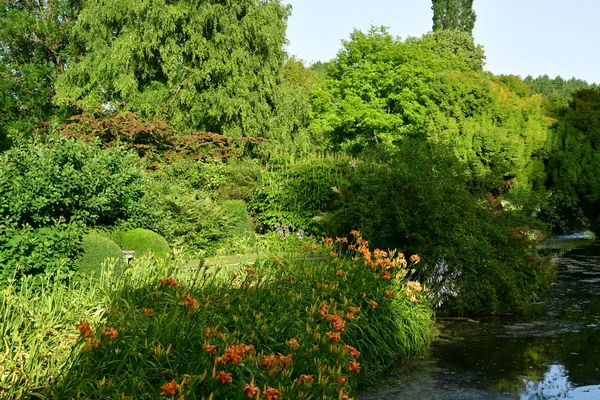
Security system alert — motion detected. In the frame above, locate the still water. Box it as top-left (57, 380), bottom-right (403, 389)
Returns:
top-left (359, 239), bottom-right (600, 399)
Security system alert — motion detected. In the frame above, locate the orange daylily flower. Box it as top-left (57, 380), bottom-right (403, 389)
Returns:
top-left (277, 353), bottom-right (293, 368)
top-left (203, 340), bottom-right (218, 354)
top-left (385, 290), bottom-right (394, 297)
top-left (184, 296), bottom-right (199, 309)
top-left (336, 269), bottom-right (344, 276)
top-left (215, 371), bottom-right (232, 384)
top-left (298, 374), bottom-right (314, 384)
top-left (160, 379), bottom-right (180, 396)
top-left (409, 254), bottom-right (421, 264)
top-left (141, 307), bottom-right (154, 316)
top-left (243, 382), bottom-right (260, 398)
top-left (158, 277), bottom-right (177, 288)
top-left (104, 327), bottom-right (118, 340)
top-left (337, 375), bottom-right (348, 384)
top-left (265, 387), bottom-right (281, 400)
top-left (349, 361), bottom-right (361, 373)
top-left (76, 321), bottom-right (94, 339)
top-left (369, 300), bottom-right (378, 309)
top-left (286, 338), bottom-right (299, 351)
top-left (245, 268), bottom-right (254, 275)
top-left (344, 345), bottom-right (360, 359)
top-left (326, 332), bottom-right (341, 342)
top-left (261, 354), bottom-right (278, 369)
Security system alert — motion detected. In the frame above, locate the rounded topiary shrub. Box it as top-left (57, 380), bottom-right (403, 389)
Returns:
top-left (77, 233), bottom-right (124, 276)
top-left (121, 228), bottom-right (170, 259)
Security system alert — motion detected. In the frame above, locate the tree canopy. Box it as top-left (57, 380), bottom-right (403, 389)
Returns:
top-left (54, 0), bottom-right (292, 138)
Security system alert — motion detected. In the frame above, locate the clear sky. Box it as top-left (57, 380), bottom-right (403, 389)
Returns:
top-left (284, 0), bottom-right (600, 84)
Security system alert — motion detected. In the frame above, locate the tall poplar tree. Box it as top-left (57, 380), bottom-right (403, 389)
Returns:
top-left (432, 0), bottom-right (476, 35)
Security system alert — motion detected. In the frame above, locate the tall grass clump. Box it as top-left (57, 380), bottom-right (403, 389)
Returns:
top-left (51, 231), bottom-right (433, 399)
top-left (0, 267), bottom-right (118, 399)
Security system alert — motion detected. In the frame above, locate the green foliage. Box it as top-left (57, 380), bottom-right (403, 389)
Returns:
top-left (0, 0), bottom-right (81, 141)
top-left (312, 28), bottom-right (486, 152)
top-left (50, 241), bottom-right (432, 398)
top-left (0, 269), bottom-right (114, 400)
top-left (249, 156), bottom-right (350, 235)
top-left (221, 200), bottom-right (254, 238)
top-left (129, 163), bottom-right (232, 255)
top-left (545, 89), bottom-right (600, 231)
top-left (524, 75), bottom-right (600, 109)
top-left (121, 228), bottom-right (170, 259)
top-left (76, 233), bottom-right (124, 277)
top-left (432, 0), bottom-right (477, 34)
top-left (53, 0), bottom-right (293, 139)
top-left (0, 134), bottom-right (147, 227)
top-left (324, 146), bottom-right (552, 315)
top-left (0, 219), bottom-right (83, 287)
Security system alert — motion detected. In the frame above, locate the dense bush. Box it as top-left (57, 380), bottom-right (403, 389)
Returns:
top-left (120, 228), bottom-right (171, 259)
top-left (0, 134), bottom-right (147, 227)
top-left (221, 200), bottom-right (255, 238)
top-left (76, 233), bottom-right (124, 277)
top-left (325, 146), bottom-right (553, 315)
top-left (131, 176), bottom-right (231, 255)
top-left (249, 156), bottom-right (351, 236)
top-left (0, 219), bottom-right (83, 287)
top-left (50, 234), bottom-right (432, 399)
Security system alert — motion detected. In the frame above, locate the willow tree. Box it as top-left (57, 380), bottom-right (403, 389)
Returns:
top-left (54, 0), bottom-right (291, 138)
top-left (432, 0), bottom-right (477, 35)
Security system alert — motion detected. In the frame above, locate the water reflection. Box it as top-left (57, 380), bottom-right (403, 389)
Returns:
top-left (358, 241), bottom-right (600, 400)
top-left (522, 365), bottom-right (600, 399)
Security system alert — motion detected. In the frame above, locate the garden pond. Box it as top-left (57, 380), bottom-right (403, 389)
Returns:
top-left (359, 235), bottom-right (600, 399)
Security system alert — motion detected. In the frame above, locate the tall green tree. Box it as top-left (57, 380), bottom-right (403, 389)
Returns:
top-left (0, 0), bottom-right (81, 147)
top-left (53, 0), bottom-right (292, 139)
top-left (432, 0), bottom-right (476, 35)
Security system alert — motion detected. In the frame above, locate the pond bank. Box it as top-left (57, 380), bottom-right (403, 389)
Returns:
top-left (358, 239), bottom-right (600, 399)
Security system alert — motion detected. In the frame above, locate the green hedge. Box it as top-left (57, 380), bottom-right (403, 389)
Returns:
top-left (76, 233), bottom-right (124, 276)
top-left (121, 228), bottom-right (170, 259)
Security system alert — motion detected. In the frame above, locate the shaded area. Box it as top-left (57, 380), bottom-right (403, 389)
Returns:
top-left (359, 240), bottom-right (600, 399)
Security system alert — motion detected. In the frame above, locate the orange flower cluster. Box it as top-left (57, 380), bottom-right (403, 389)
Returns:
top-left (158, 277), bottom-right (177, 288)
top-left (184, 295), bottom-right (199, 309)
top-left (369, 300), bottom-right (378, 309)
top-left (298, 374), bottom-right (314, 384)
top-left (349, 361), bottom-right (361, 373)
top-left (265, 386), bottom-right (281, 400)
top-left (343, 345), bottom-right (360, 360)
top-left (261, 353), bottom-right (293, 374)
top-left (160, 379), bottom-right (179, 396)
top-left (76, 321), bottom-right (94, 338)
top-left (202, 340), bottom-right (218, 354)
top-left (286, 338), bottom-right (299, 351)
top-left (215, 343), bottom-right (254, 366)
top-left (103, 326), bottom-right (119, 340)
top-left (215, 371), bottom-right (232, 384)
top-left (326, 314), bottom-right (346, 332)
top-left (326, 332), bottom-right (341, 342)
top-left (243, 382), bottom-right (260, 398)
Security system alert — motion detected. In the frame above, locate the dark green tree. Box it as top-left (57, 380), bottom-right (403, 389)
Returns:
top-left (0, 0), bottom-right (82, 147)
top-left (432, 0), bottom-right (477, 35)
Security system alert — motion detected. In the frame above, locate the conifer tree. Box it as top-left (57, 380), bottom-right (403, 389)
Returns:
top-left (432, 0), bottom-right (476, 35)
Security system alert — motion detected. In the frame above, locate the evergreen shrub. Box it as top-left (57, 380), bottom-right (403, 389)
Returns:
top-left (121, 228), bottom-right (171, 259)
top-left (76, 233), bottom-right (124, 276)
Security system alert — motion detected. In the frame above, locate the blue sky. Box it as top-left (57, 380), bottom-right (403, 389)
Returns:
top-left (284, 0), bottom-right (600, 83)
